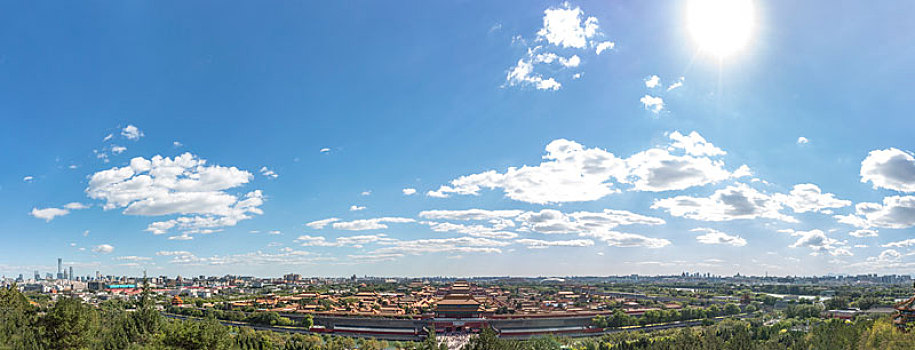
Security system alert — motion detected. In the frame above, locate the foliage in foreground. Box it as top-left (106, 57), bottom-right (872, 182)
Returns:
top-left (5, 285), bottom-right (915, 350)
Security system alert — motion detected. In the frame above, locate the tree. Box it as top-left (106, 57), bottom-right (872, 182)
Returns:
top-left (0, 285), bottom-right (41, 349)
top-left (39, 297), bottom-right (97, 350)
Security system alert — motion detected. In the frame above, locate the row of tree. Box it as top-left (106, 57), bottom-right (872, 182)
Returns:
top-left (592, 303), bottom-right (747, 328)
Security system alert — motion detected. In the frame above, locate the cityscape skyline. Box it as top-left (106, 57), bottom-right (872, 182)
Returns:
top-left (3, 1), bottom-right (915, 277)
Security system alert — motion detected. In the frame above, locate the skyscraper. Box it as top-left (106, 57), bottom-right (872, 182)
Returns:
top-left (69, 266), bottom-right (73, 281)
top-left (57, 258), bottom-right (62, 279)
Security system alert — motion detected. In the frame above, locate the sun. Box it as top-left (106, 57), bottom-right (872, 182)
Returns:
top-left (687, 0), bottom-right (755, 58)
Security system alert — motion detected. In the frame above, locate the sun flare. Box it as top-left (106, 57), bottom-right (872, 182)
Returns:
top-left (687, 0), bottom-right (755, 58)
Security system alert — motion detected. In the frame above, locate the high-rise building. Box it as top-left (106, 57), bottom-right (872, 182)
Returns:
top-left (34, 270), bottom-right (40, 281)
top-left (57, 258), bottom-right (63, 279)
top-left (69, 266), bottom-right (74, 281)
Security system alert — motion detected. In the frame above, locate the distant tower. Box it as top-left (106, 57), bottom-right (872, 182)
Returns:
top-left (57, 258), bottom-right (63, 279)
top-left (34, 270), bottom-right (40, 281)
top-left (69, 266), bottom-right (74, 281)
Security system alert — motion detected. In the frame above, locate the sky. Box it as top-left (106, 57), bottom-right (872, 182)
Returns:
top-left (2, 0), bottom-right (915, 278)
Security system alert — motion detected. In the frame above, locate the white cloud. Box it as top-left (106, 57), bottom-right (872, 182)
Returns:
top-left (320, 148), bottom-right (331, 153)
top-left (111, 145), bottom-right (127, 154)
top-left (667, 131), bottom-right (725, 157)
top-left (505, 3), bottom-right (612, 91)
top-left (506, 59), bottom-right (562, 91)
top-left (797, 137), bottom-right (809, 144)
top-left (693, 228), bottom-right (747, 247)
top-left (346, 253), bottom-right (404, 263)
top-left (652, 183), bottom-right (797, 223)
top-left (402, 188), bottom-right (417, 196)
top-left (371, 236), bottom-right (507, 256)
top-left (332, 217), bottom-right (415, 231)
top-left (173, 141), bottom-right (183, 147)
top-left (259, 166), bottom-right (278, 179)
top-left (849, 229), bottom-right (878, 238)
top-left (349, 205), bottom-right (366, 211)
top-left (537, 4), bottom-right (600, 49)
top-left (156, 250), bottom-right (193, 256)
top-left (579, 230), bottom-right (671, 248)
top-left (116, 256), bottom-right (151, 261)
top-left (860, 148), bottom-right (915, 192)
top-left (121, 125), bottom-right (144, 141)
top-left (103, 134), bottom-right (113, 142)
top-left (773, 184), bottom-right (851, 213)
top-left (645, 75), bottom-right (660, 88)
top-left (785, 229), bottom-right (850, 256)
top-left (361, 190), bottom-right (372, 196)
top-left (167, 249), bottom-right (326, 266)
top-left (595, 41), bottom-right (614, 55)
top-left (429, 133), bottom-right (744, 203)
top-left (63, 202), bottom-right (90, 210)
top-left (92, 244), bottom-right (115, 254)
top-left (640, 95), bottom-right (664, 113)
top-left (515, 238), bottom-right (594, 249)
top-left (666, 77), bottom-right (685, 91)
top-left (297, 234), bottom-right (394, 248)
top-left (87, 153), bottom-right (263, 235)
top-left (268, 230), bottom-right (281, 235)
top-left (30, 207), bottom-right (70, 222)
top-left (623, 149), bottom-right (738, 192)
top-left (428, 139), bottom-right (626, 203)
top-left (306, 217), bottom-right (340, 229)
top-left (836, 196), bottom-right (915, 229)
top-left (422, 221), bottom-right (519, 239)
top-left (23, 176), bottom-right (33, 182)
top-left (419, 209), bottom-right (524, 222)
top-left (882, 239), bottom-right (915, 248)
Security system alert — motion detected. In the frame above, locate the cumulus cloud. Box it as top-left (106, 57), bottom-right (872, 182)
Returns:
top-left (30, 207), bottom-right (70, 222)
top-left (860, 148), bottom-right (915, 192)
top-left (666, 77), bottom-right (685, 91)
top-left (667, 131), bottom-right (725, 157)
top-left (116, 256), bottom-right (151, 261)
top-left (849, 229), bottom-right (878, 238)
top-left (332, 217), bottom-right (415, 231)
top-left (882, 239), bottom-right (915, 248)
top-left (515, 238), bottom-right (594, 249)
top-left (693, 228), bottom-right (747, 246)
top-left (504, 3), bottom-right (613, 91)
top-left (111, 145), bottom-right (127, 154)
top-left (784, 229), bottom-right (850, 256)
top-left (652, 183), bottom-right (797, 223)
top-left (579, 230), bottom-right (670, 248)
top-left (422, 221), bottom-right (519, 239)
top-left (349, 205), bottom-right (365, 211)
top-left (297, 234), bottom-right (394, 248)
top-left (121, 125), bottom-right (143, 140)
top-left (166, 249), bottom-right (326, 266)
top-left (797, 137), bottom-right (809, 144)
top-left (835, 196), bottom-right (915, 229)
top-left (640, 95), bottom-right (664, 113)
top-left (419, 209), bottom-right (524, 222)
top-left (774, 184), bottom-right (851, 213)
top-left (429, 133), bottom-right (745, 203)
top-left (645, 75), bottom-right (660, 88)
top-left (86, 153), bottom-right (263, 237)
top-left (63, 202), bottom-right (90, 210)
top-left (23, 176), bottom-right (33, 182)
top-left (320, 148), bottom-right (331, 153)
top-left (402, 188), bottom-right (417, 195)
top-left (371, 237), bottom-right (508, 256)
top-left (259, 166), bottom-right (278, 179)
top-left (306, 217), bottom-right (339, 229)
top-left (92, 244), bottom-right (115, 254)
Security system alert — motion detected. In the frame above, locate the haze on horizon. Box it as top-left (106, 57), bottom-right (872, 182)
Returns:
top-left (2, 0), bottom-right (914, 278)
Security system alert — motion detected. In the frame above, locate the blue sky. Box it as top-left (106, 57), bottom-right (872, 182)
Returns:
top-left (3, 0), bottom-right (915, 278)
